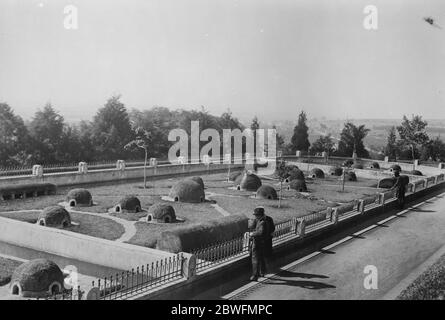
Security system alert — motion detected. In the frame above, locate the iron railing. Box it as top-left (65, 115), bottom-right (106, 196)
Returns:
top-left (93, 253), bottom-right (184, 300)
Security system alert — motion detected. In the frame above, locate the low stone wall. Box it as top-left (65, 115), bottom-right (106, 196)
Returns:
top-left (0, 162), bottom-right (245, 188)
top-left (0, 216), bottom-right (175, 271)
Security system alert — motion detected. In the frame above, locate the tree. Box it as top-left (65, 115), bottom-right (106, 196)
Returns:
top-left (92, 95), bottom-right (134, 160)
top-left (290, 111), bottom-right (310, 153)
top-left (337, 122), bottom-right (370, 158)
top-left (397, 115), bottom-right (429, 160)
top-left (310, 134), bottom-right (335, 155)
top-left (384, 126), bottom-right (398, 160)
top-left (125, 126), bottom-right (152, 188)
top-left (274, 160), bottom-right (287, 208)
top-left (272, 125), bottom-right (285, 153)
top-left (0, 103), bottom-right (31, 166)
top-left (29, 103), bottom-right (66, 163)
top-left (420, 136), bottom-right (445, 161)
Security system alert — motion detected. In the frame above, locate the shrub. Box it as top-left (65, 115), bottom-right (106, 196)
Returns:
top-left (342, 159), bottom-right (354, 167)
top-left (156, 215), bottom-right (248, 253)
top-left (256, 185), bottom-right (278, 200)
top-left (169, 180), bottom-right (205, 203)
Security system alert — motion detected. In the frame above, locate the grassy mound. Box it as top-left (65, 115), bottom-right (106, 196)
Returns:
top-left (236, 172), bottom-right (262, 191)
top-left (371, 162), bottom-right (380, 169)
top-left (169, 180), bottom-right (205, 203)
top-left (66, 188), bottom-right (93, 206)
top-left (289, 179), bottom-right (307, 192)
top-left (117, 195), bottom-right (141, 212)
top-left (147, 203), bottom-right (176, 223)
top-left (256, 185), bottom-right (278, 200)
top-left (346, 171), bottom-right (357, 181)
top-left (310, 168), bottom-right (325, 179)
top-left (38, 206), bottom-right (71, 228)
top-left (156, 215), bottom-right (248, 253)
top-left (329, 166), bottom-right (343, 176)
top-left (189, 176), bottom-right (204, 189)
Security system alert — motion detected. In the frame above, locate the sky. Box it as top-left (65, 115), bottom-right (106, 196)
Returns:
top-left (0, 0), bottom-right (444, 122)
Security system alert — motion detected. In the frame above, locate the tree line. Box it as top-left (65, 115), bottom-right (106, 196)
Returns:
top-left (0, 96), bottom-right (245, 167)
top-left (1, 97), bottom-right (444, 168)
top-left (282, 111), bottom-right (445, 161)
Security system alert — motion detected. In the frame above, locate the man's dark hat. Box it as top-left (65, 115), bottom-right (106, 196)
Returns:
top-left (253, 206), bottom-right (265, 216)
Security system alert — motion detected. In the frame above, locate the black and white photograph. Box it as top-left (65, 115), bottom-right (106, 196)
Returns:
top-left (0, 0), bottom-right (444, 310)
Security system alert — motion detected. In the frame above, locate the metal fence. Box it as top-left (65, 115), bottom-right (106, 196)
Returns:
top-left (92, 253), bottom-right (185, 300)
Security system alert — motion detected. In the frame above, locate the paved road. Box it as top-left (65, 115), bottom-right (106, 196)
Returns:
top-left (223, 192), bottom-right (445, 300)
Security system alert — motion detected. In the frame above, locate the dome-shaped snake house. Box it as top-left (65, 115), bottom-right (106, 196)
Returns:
top-left (378, 177), bottom-right (395, 188)
top-left (256, 185), bottom-right (278, 200)
top-left (329, 166), bottom-right (343, 176)
top-left (370, 162), bottom-right (380, 169)
top-left (346, 171), bottom-right (357, 181)
top-left (229, 171), bottom-right (242, 182)
top-left (310, 168), bottom-right (325, 179)
top-left (188, 176), bottom-right (204, 189)
top-left (390, 164), bottom-right (402, 172)
top-left (115, 195), bottom-right (142, 213)
top-left (289, 179), bottom-right (307, 192)
top-left (146, 203), bottom-right (176, 223)
top-left (10, 259), bottom-right (64, 298)
top-left (411, 170), bottom-right (423, 176)
top-left (66, 188), bottom-right (93, 207)
top-left (169, 180), bottom-right (205, 203)
top-left (286, 168), bottom-right (305, 182)
top-left (37, 206), bottom-right (71, 228)
top-left (235, 172), bottom-right (262, 191)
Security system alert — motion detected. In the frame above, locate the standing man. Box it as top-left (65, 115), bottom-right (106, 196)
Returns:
top-left (391, 169), bottom-right (406, 209)
top-left (249, 207), bottom-right (275, 281)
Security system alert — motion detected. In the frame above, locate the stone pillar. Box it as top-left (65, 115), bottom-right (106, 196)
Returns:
top-left (384, 156), bottom-right (389, 162)
top-left (296, 218), bottom-right (306, 237)
top-left (438, 163), bottom-right (445, 169)
top-left (379, 193), bottom-right (385, 205)
top-left (116, 160), bottom-right (126, 171)
top-left (424, 178), bottom-right (429, 188)
top-left (331, 208), bottom-right (339, 225)
top-left (352, 152), bottom-right (357, 160)
top-left (358, 200), bottom-right (365, 214)
top-left (78, 162), bottom-right (88, 174)
top-left (325, 207), bottom-right (333, 220)
top-left (414, 159), bottom-right (419, 169)
top-left (277, 151), bottom-right (283, 158)
top-left (181, 252), bottom-right (197, 280)
top-left (296, 150), bottom-right (301, 157)
top-left (32, 165), bottom-right (43, 177)
top-left (149, 158), bottom-right (158, 167)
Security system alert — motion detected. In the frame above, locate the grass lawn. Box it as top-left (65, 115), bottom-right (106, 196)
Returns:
top-left (398, 253), bottom-right (445, 300)
top-left (0, 210), bottom-right (125, 241)
top-left (0, 171), bottom-right (382, 249)
top-left (0, 257), bottom-right (23, 286)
